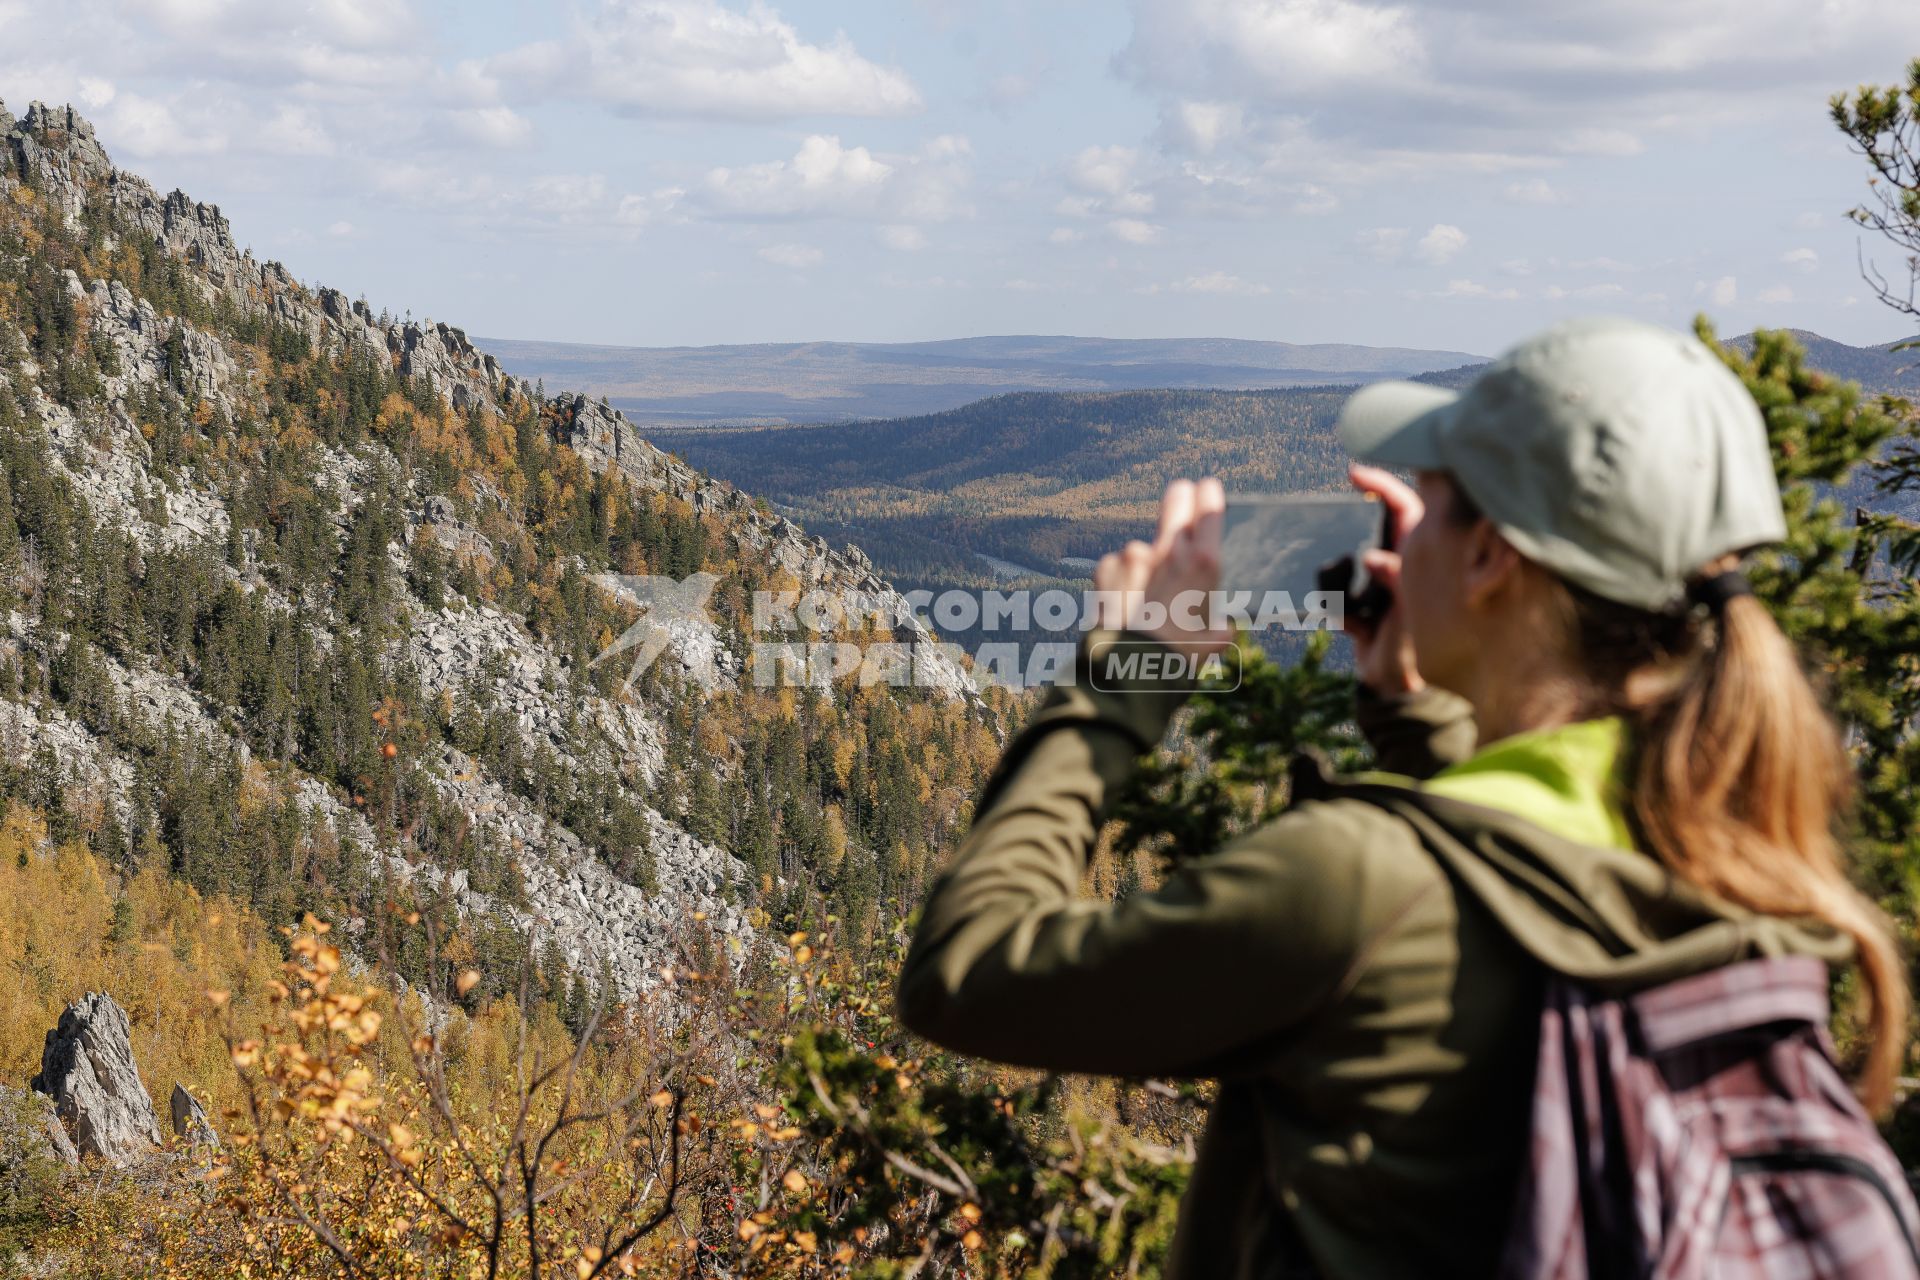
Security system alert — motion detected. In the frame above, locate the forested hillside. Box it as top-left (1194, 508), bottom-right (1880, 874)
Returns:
top-left (0, 97), bottom-right (1016, 1014)
top-left (652, 388), bottom-right (1357, 588)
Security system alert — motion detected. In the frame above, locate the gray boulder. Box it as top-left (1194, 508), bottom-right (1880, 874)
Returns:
top-left (29, 993), bottom-right (162, 1166)
top-left (168, 1083), bottom-right (218, 1148)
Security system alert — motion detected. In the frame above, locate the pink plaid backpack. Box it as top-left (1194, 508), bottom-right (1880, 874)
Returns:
top-left (1501, 953), bottom-right (1920, 1279)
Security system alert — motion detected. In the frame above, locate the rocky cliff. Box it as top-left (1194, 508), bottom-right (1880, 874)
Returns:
top-left (0, 98), bottom-right (987, 1002)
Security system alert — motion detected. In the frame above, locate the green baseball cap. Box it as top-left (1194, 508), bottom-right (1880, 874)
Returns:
top-left (1336, 316), bottom-right (1786, 611)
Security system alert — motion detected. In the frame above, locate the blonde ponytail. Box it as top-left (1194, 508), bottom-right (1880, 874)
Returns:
top-left (1550, 578), bottom-right (1908, 1114)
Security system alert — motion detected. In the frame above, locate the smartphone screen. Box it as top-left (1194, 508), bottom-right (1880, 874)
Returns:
top-left (1218, 492), bottom-right (1385, 629)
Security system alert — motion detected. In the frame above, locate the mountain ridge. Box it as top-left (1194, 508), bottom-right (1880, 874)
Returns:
top-left (477, 331), bottom-right (1490, 426)
top-left (0, 96), bottom-right (992, 1006)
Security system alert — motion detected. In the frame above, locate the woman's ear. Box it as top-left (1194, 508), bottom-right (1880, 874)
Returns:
top-left (1460, 518), bottom-right (1523, 609)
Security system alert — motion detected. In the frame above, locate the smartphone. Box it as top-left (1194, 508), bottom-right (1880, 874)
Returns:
top-left (1218, 492), bottom-right (1393, 630)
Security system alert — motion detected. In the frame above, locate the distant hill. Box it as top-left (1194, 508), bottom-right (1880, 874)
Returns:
top-left (650, 387), bottom-right (1359, 591)
top-left (1418, 331), bottom-right (1920, 396)
top-left (1725, 330), bottom-right (1920, 395)
top-left (478, 334), bottom-right (1487, 426)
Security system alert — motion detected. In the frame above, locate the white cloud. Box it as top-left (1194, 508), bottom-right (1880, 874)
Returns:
top-left (1441, 279), bottom-right (1520, 300)
top-left (1543, 283), bottom-right (1626, 300)
top-left (327, 220), bottom-right (354, 237)
top-left (1792, 211), bottom-right (1828, 231)
top-left (258, 104), bottom-right (334, 156)
top-left (1118, 0), bottom-right (1425, 99)
top-left (706, 135), bottom-right (892, 217)
top-left (1290, 183), bottom-right (1338, 215)
top-left (364, 160), bottom-right (681, 238)
top-left (615, 188), bottom-right (684, 229)
top-left (1165, 271), bottom-right (1270, 296)
top-left (1108, 218), bottom-right (1163, 245)
top-left (447, 106), bottom-right (533, 149)
top-left (1503, 178), bottom-right (1565, 205)
top-left (697, 134), bottom-right (971, 223)
top-left (1047, 227), bottom-right (1085, 246)
top-left (1355, 226), bottom-right (1409, 261)
top-left (528, 174), bottom-right (611, 216)
top-left (1068, 145), bottom-right (1138, 196)
top-left (1781, 247), bottom-right (1819, 274)
top-left (1555, 129), bottom-right (1643, 158)
top-left (1497, 258), bottom-right (1533, 277)
top-left (1113, 0), bottom-right (1917, 189)
top-left (758, 242), bottom-right (824, 270)
top-left (1696, 276), bottom-right (1739, 307)
top-left (1164, 100), bottom-right (1243, 154)
top-left (77, 76), bottom-right (115, 108)
top-left (879, 224), bottom-right (926, 251)
top-left (100, 93), bottom-right (229, 157)
top-left (482, 0), bottom-right (922, 121)
top-left (1756, 284), bottom-right (1794, 304)
top-left (1415, 223), bottom-right (1467, 266)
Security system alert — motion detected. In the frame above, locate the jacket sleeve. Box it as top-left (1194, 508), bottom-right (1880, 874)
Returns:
top-left (895, 630), bottom-right (1415, 1077)
top-left (1353, 683), bottom-right (1478, 780)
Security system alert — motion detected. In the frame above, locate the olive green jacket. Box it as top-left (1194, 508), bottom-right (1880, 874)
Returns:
top-left (896, 630), bottom-right (1848, 1279)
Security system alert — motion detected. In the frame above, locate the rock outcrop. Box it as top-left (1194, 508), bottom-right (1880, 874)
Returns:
top-left (30, 993), bottom-right (163, 1167)
top-left (168, 1084), bottom-right (218, 1148)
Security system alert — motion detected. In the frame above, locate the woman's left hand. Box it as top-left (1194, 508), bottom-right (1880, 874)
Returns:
top-left (1092, 477), bottom-right (1232, 658)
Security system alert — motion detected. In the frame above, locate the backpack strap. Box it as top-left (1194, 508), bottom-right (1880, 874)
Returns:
top-left (1628, 954), bottom-right (1831, 1054)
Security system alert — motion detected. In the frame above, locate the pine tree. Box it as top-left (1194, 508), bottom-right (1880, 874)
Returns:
top-left (1699, 324), bottom-right (1919, 903)
top-left (1833, 60), bottom-right (1920, 323)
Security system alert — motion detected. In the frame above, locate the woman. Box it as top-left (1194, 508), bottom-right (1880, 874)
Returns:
top-left (895, 317), bottom-right (1908, 1278)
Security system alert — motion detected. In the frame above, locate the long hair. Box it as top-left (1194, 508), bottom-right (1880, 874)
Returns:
top-left (1557, 572), bottom-right (1905, 1112)
top-left (1452, 488), bottom-right (1908, 1113)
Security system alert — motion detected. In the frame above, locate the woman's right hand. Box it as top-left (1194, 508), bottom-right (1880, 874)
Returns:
top-left (1346, 463), bottom-right (1426, 696)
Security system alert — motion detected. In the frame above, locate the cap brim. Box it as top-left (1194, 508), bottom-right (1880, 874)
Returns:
top-left (1336, 380), bottom-right (1458, 469)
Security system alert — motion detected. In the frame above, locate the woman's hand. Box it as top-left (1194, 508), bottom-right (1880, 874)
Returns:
top-left (1093, 478), bottom-right (1232, 658)
top-left (1346, 463), bottom-right (1425, 695)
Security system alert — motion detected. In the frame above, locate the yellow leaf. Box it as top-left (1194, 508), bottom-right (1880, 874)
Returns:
top-left (205, 989), bottom-right (231, 1009)
top-left (455, 970), bottom-right (481, 997)
top-left (782, 1169), bottom-right (808, 1194)
top-left (963, 1229), bottom-right (984, 1251)
top-left (649, 1089), bottom-right (674, 1108)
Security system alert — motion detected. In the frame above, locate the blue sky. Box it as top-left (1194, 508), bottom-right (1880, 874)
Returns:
top-left (6, 0), bottom-right (1920, 355)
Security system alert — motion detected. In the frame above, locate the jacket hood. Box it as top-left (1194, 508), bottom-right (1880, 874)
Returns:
top-left (1288, 738), bottom-right (1853, 992)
